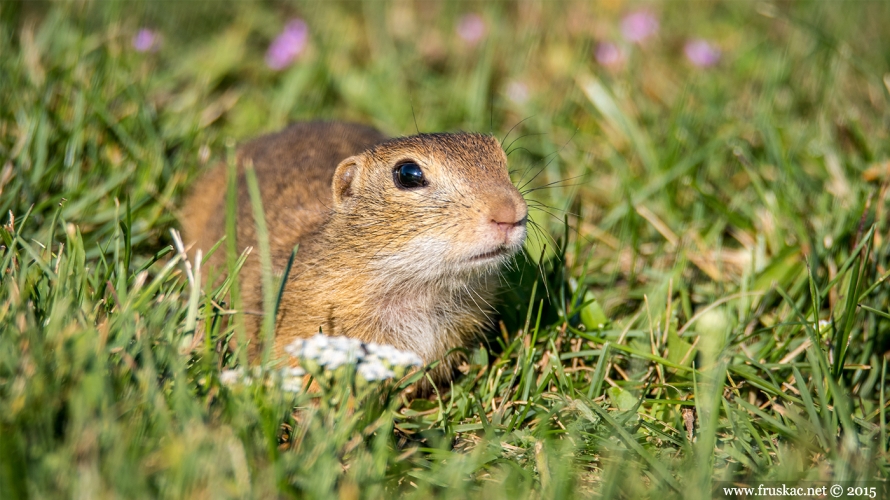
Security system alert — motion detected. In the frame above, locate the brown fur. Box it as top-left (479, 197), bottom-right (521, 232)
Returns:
top-left (181, 121), bottom-right (527, 383)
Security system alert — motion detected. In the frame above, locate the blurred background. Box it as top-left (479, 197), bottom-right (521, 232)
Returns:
top-left (3, 0), bottom-right (889, 322)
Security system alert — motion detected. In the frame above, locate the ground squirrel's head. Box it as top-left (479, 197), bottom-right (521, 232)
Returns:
top-left (328, 132), bottom-right (527, 284)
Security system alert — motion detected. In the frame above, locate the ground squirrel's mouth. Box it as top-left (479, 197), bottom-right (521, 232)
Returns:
top-left (468, 246), bottom-right (510, 262)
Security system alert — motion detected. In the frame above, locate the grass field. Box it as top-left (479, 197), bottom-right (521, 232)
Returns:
top-left (2, 1), bottom-right (890, 498)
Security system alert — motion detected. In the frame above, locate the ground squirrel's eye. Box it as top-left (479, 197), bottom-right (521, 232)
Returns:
top-left (393, 162), bottom-right (427, 189)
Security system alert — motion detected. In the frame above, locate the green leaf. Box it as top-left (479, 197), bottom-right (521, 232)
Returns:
top-left (580, 291), bottom-right (609, 330)
top-left (667, 329), bottom-right (697, 367)
top-left (606, 386), bottom-right (638, 412)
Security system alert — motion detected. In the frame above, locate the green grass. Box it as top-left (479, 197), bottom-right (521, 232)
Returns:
top-left (2, 1), bottom-right (890, 498)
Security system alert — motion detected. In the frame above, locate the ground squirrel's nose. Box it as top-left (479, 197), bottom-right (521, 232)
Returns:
top-left (489, 191), bottom-right (528, 235)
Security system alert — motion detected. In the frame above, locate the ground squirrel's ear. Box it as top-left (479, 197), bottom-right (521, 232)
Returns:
top-left (332, 156), bottom-right (360, 206)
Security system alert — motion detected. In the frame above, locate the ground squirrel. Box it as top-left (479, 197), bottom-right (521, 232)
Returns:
top-left (182, 121), bottom-right (528, 382)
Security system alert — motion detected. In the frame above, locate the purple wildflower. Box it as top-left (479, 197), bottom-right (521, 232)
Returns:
top-left (266, 19), bottom-right (309, 70)
top-left (595, 42), bottom-right (627, 67)
top-left (620, 10), bottom-right (659, 43)
top-left (684, 39), bottom-right (721, 67)
top-left (456, 14), bottom-right (486, 45)
top-left (132, 29), bottom-right (160, 53)
top-left (506, 81), bottom-right (529, 104)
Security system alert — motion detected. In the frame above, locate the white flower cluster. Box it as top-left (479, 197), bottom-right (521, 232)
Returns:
top-left (219, 365), bottom-right (306, 393)
top-left (219, 334), bottom-right (424, 392)
top-left (285, 334), bottom-right (365, 370)
top-left (285, 334), bottom-right (424, 381)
